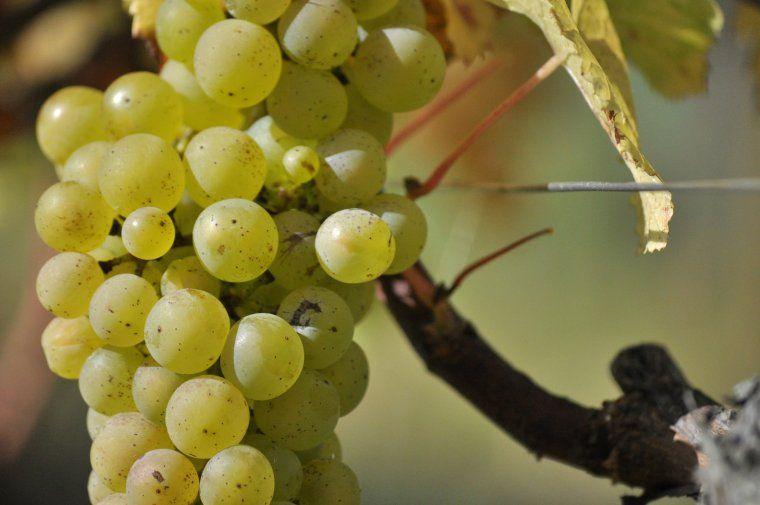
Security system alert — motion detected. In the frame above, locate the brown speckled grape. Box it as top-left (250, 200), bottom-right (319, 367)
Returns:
top-left (41, 317), bottom-right (104, 379)
top-left (199, 445), bottom-right (274, 505)
top-left (363, 192), bottom-right (427, 274)
top-left (36, 252), bottom-right (104, 318)
top-left (299, 459), bottom-right (361, 505)
top-left (132, 357), bottom-right (196, 424)
top-left (126, 448), bottom-right (199, 505)
top-left (88, 274), bottom-right (158, 347)
top-left (79, 346), bottom-right (143, 415)
top-left (269, 210), bottom-right (327, 290)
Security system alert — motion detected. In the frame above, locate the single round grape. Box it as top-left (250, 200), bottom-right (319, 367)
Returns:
top-left (161, 255), bottom-right (221, 297)
top-left (126, 448), bottom-right (199, 505)
top-left (194, 19), bottom-right (282, 108)
top-left (192, 199), bottom-right (278, 282)
top-left (360, 0), bottom-right (425, 31)
top-left (254, 369), bottom-right (340, 451)
top-left (348, 26), bottom-right (446, 112)
top-left (160, 60), bottom-right (244, 131)
top-left (60, 141), bottom-right (111, 190)
top-left (282, 145), bottom-right (320, 185)
top-left (317, 277), bottom-right (375, 323)
top-left (184, 126), bottom-right (266, 207)
top-left (165, 376), bottom-right (250, 458)
top-left (299, 459), bottom-right (360, 505)
top-left (244, 433), bottom-right (303, 501)
top-left (41, 317), bottom-right (104, 379)
top-left (363, 193), bottom-right (427, 273)
top-left (35, 181), bottom-right (113, 252)
top-left (98, 492), bottom-right (128, 504)
top-left (315, 208), bottom-right (396, 283)
top-left (345, 0), bottom-right (397, 20)
top-left (320, 341), bottom-right (369, 415)
top-left (246, 115), bottom-right (315, 190)
top-left (122, 207), bottom-right (176, 260)
top-left (226, 0), bottom-right (291, 24)
top-left (341, 84), bottom-right (393, 145)
top-left (277, 0), bottom-right (358, 70)
top-left (79, 346), bottom-right (143, 415)
top-left (267, 61), bottom-right (348, 139)
top-left (91, 412), bottom-right (173, 491)
top-left (199, 445), bottom-right (274, 505)
top-left (36, 252), bottom-right (104, 318)
top-left (220, 313), bottom-right (304, 401)
top-left (99, 133), bottom-right (185, 215)
top-left (156, 0), bottom-right (224, 65)
top-left (172, 192), bottom-right (203, 238)
top-left (133, 358), bottom-right (196, 424)
top-left (315, 129), bottom-right (387, 206)
top-left (87, 408), bottom-right (111, 440)
top-left (144, 288), bottom-right (230, 374)
top-left (295, 432), bottom-right (342, 464)
top-left (103, 72), bottom-right (183, 141)
top-left (89, 274), bottom-right (159, 347)
top-left (277, 286), bottom-right (354, 369)
top-left (88, 470), bottom-right (115, 504)
top-left (269, 210), bottom-right (326, 290)
top-left (36, 86), bottom-right (109, 164)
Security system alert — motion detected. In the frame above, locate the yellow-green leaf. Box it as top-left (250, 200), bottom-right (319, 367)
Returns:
top-left (487, 0), bottom-right (673, 253)
top-left (606, 0), bottom-right (723, 99)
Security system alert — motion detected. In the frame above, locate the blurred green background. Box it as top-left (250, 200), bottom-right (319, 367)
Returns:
top-left (0, 2), bottom-right (758, 504)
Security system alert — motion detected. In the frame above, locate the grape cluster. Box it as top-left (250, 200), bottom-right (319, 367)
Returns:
top-left (34, 0), bottom-right (444, 503)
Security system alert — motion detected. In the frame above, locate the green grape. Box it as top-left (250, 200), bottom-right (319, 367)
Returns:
top-left (87, 408), bottom-right (111, 440)
top-left (192, 199), bottom-right (278, 282)
top-left (360, 0), bottom-right (425, 32)
top-left (273, 502), bottom-right (297, 505)
top-left (269, 210), bottom-right (326, 290)
top-left (317, 277), bottom-right (375, 323)
top-left (91, 412), bottom-right (173, 491)
top-left (267, 61), bottom-right (348, 139)
top-left (344, 87), bottom-right (393, 147)
top-left (246, 116), bottom-right (315, 190)
top-left (36, 252), bottom-right (104, 318)
top-left (243, 433), bottom-right (303, 501)
top-left (79, 346), bottom-right (143, 415)
top-left (299, 460), bottom-right (360, 505)
top-left (363, 192), bottom-right (427, 273)
top-left (89, 274), bottom-right (159, 347)
top-left (220, 313), bottom-right (304, 401)
top-left (348, 26), bottom-right (446, 112)
top-left (99, 133), bottom-right (185, 215)
top-left (277, 286), bottom-right (354, 369)
top-left (144, 288), bottom-right (230, 374)
top-left (315, 208), bottom-right (396, 283)
top-left (172, 192), bottom-right (203, 237)
top-left (60, 141), bottom-right (111, 191)
top-left (35, 181), bottom-right (113, 252)
top-left (199, 445), bottom-right (274, 505)
top-left (160, 60), bottom-right (244, 131)
top-left (278, 0), bottom-right (357, 70)
top-left (88, 470), bottom-right (115, 504)
top-left (282, 145), bottom-right (319, 185)
top-left (165, 376), bottom-right (250, 458)
top-left (295, 432), bottom-right (342, 464)
top-left (226, 0), bottom-right (291, 24)
top-left (345, 0), bottom-right (397, 20)
top-left (132, 357), bottom-right (195, 424)
top-left (98, 493), bottom-right (128, 504)
top-left (184, 126), bottom-right (267, 207)
top-left (122, 207), bottom-right (176, 260)
top-left (161, 256), bottom-right (221, 297)
top-left (88, 235), bottom-right (128, 262)
top-left (41, 317), bottom-right (104, 379)
top-left (126, 448), bottom-right (199, 505)
top-left (156, 0), bottom-right (224, 65)
top-left (320, 341), bottom-right (368, 415)
top-left (36, 86), bottom-right (109, 164)
top-left (194, 19), bottom-right (282, 108)
top-left (103, 72), bottom-right (183, 141)
top-left (253, 369), bottom-right (340, 450)
top-left (315, 129), bottom-right (387, 206)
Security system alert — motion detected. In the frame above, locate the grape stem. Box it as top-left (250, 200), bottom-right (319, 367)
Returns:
top-left (385, 58), bottom-right (504, 156)
top-left (429, 178), bottom-right (760, 193)
top-left (408, 54), bottom-right (564, 200)
top-left (438, 227), bottom-right (553, 300)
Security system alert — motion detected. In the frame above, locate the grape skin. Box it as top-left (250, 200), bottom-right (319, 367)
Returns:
top-left (269, 210), bottom-right (327, 290)
top-left (246, 115), bottom-right (315, 190)
top-left (98, 493), bottom-right (128, 504)
top-left (156, 0), bottom-right (224, 65)
top-left (36, 252), bottom-right (104, 318)
top-left (282, 145), bottom-right (320, 185)
top-left (86, 408), bottom-right (111, 440)
top-left (244, 433), bottom-right (303, 501)
top-left (41, 317), bottom-right (104, 379)
top-left (341, 84), bottom-right (393, 145)
top-left (317, 277), bottom-right (375, 323)
top-left (344, 0), bottom-right (398, 21)
top-left (88, 273), bottom-right (158, 347)
top-left (363, 192), bottom-right (427, 274)
top-left (132, 357), bottom-right (196, 424)
top-left (79, 346), bottom-right (143, 415)
top-left (199, 445), bottom-right (275, 505)
top-left (122, 207), bottom-right (176, 260)
top-left (126, 448), bottom-right (199, 505)
top-left (360, 0), bottom-right (425, 32)
top-left (88, 470), bottom-right (115, 504)
top-left (60, 141), bottom-right (111, 191)
top-left (226, 0), bottom-right (292, 25)
top-left (320, 341), bottom-right (369, 416)
top-left (295, 432), bottom-right (342, 464)
top-left (299, 459), bottom-right (361, 505)
top-left (160, 255), bottom-right (221, 297)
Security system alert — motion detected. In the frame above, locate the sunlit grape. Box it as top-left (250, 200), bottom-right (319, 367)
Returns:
top-left (88, 470), bottom-right (115, 504)
top-left (126, 448), bottom-right (199, 505)
top-left (199, 445), bottom-right (274, 505)
top-left (364, 192), bottom-right (427, 273)
top-left (41, 317), bottom-right (104, 379)
top-left (36, 252), bottom-right (104, 318)
top-left (60, 141), bottom-right (111, 191)
top-left (161, 255), bottom-right (221, 297)
top-left (79, 346), bottom-right (143, 415)
top-left (156, 0), bottom-right (224, 65)
top-left (89, 274), bottom-right (158, 347)
top-left (122, 207), bottom-right (176, 260)
top-left (226, 0), bottom-right (291, 24)
top-left (132, 357), bottom-right (196, 424)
